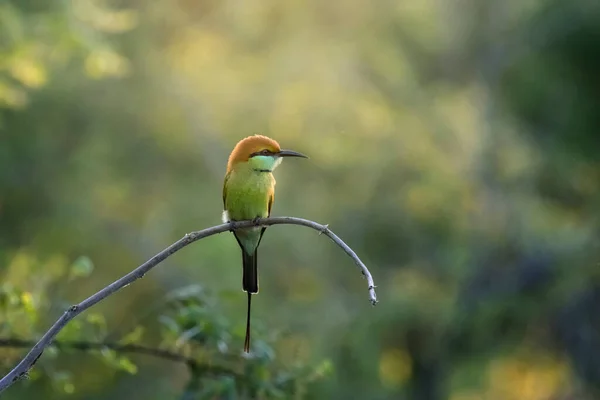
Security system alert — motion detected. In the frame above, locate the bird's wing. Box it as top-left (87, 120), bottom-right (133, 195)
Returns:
top-left (222, 171), bottom-right (231, 209)
top-left (256, 188), bottom-right (274, 246)
top-left (267, 190), bottom-right (274, 217)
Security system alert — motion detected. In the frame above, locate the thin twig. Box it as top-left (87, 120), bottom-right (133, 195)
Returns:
top-left (0, 217), bottom-right (377, 393)
top-left (0, 338), bottom-right (235, 376)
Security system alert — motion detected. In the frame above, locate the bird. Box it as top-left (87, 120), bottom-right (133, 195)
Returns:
top-left (222, 134), bottom-right (308, 353)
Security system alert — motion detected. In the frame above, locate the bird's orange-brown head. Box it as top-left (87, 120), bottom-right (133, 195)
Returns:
top-left (226, 135), bottom-right (308, 173)
top-left (227, 135), bottom-right (281, 171)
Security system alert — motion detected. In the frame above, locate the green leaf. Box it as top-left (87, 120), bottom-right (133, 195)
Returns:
top-left (117, 356), bottom-right (138, 374)
top-left (312, 359), bottom-right (334, 380)
top-left (119, 325), bottom-right (145, 345)
top-left (70, 256), bottom-right (94, 278)
top-left (159, 315), bottom-right (180, 334)
top-left (97, 350), bottom-right (137, 374)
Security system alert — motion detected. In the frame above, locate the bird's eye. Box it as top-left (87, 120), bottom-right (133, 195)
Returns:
top-left (261, 149), bottom-right (269, 155)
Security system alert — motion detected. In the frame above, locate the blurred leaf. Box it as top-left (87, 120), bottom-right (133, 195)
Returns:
top-left (86, 313), bottom-right (107, 338)
top-left (118, 325), bottom-right (145, 345)
top-left (158, 315), bottom-right (180, 335)
top-left (52, 370), bottom-right (75, 394)
top-left (99, 348), bottom-right (138, 374)
top-left (311, 359), bottom-right (334, 381)
top-left (165, 284), bottom-right (205, 303)
top-left (175, 326), bottom-right (202, 348)
top-left (69, 256), bottom-right (94, 279)
top-left (20, 291), bottom-right (37, 321)
top-left (117, 356), bottom-right (138, 375)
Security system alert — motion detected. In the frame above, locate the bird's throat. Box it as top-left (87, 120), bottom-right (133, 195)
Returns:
top-left (249, 155), bottom-right (282, 172)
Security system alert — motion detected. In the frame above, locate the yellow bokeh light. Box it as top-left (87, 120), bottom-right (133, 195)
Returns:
top-left (85, 50), bottom-right (131, 79)
top-left (487, 355), bottom-right (570, 400)
top-left (379, 348), bottom-right (412, 388)
top-left (9, 59), bottom-right (47, 88)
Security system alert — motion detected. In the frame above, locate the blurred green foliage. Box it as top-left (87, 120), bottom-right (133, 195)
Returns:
top-left (1, 0), bottom-right (600, 399)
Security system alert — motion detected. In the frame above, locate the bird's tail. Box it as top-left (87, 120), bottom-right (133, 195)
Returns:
top-left (242, 249), bottom-right (258, 353)
top-left (242, 249), bottom-right (258, 294)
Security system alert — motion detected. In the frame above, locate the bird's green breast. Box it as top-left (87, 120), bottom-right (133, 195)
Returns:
top-left (224, 167), bottom-right (275, 221)
top-left (224, 167), bottom-right (275, 254)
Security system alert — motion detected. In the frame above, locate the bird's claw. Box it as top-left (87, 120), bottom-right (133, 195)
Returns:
top-left (252, 217), bottom-right (262, 226)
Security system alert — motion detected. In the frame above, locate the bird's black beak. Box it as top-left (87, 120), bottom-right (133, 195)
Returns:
top-left (278, 149), bottom-right (309, 159)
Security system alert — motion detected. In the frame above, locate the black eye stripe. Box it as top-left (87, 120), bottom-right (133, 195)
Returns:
top-left (250, 149), bottom-right (275, 157)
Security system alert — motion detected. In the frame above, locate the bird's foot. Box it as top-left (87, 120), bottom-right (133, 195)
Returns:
top-left (228, 221), bottom-right (237, 232)
top-left (252, 216), bottom-right (262, 226)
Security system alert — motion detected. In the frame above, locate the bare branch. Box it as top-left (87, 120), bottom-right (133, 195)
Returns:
top-left (0, 338), bottom-right (236, 377)
top-left (0, 217), bottom-right (377, 393)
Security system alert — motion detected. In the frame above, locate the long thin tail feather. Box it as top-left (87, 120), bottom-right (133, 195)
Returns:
top-left (244, 292), bottom-right (252, 353)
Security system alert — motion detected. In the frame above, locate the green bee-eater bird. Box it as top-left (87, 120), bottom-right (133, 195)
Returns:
top-left (222, 134), bottom-right (308, 353)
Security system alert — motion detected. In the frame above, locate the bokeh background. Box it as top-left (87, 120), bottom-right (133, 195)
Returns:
top-left (2, 0), bottom-right (600, 399)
